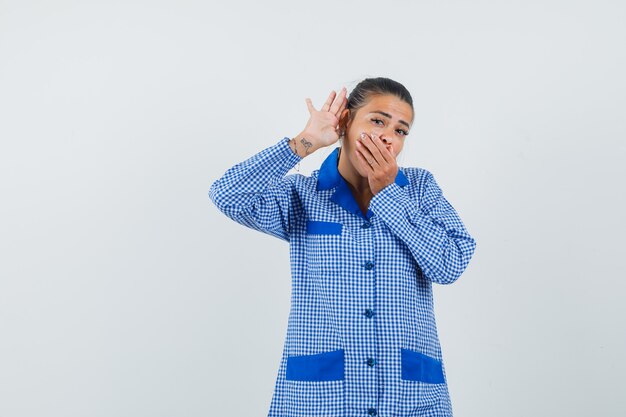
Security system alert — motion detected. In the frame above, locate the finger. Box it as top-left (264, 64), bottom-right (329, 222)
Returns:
top-left (367, 133), bottom-right (391, 164)
top-left (331, 92), bottom-right (348, 118)
top-left (329, 87), bottom-right (346, 115)
top-left (359, 132), bottom-right (385, 165)
top-left (305, 98), bottom-right (316, 114)
top-left (355, 135), bottom-right (375, 162)
top-left (338, 95), bottom-right (348, 117)
top-left (321, 90), bottom-right (337, 113)
top-left (335, 96), bottom-right (348, 122)
top-left (355, 146), bottom-right (375, 174)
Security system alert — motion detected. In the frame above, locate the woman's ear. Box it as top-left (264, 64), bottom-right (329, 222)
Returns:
top-left (338, 108), bottom-right (351, 135)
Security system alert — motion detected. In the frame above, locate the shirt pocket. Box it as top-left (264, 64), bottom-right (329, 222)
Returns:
top-left (284, 348), bottom-right (345, 417)
top-left (305, 220), bottom-right (350, 268)
top-left (306, 220), bottom-right (343, 235)
top-left (399, 347), bottom-right (446, 412)
top-left (286, 348), bottom-right (345, 381)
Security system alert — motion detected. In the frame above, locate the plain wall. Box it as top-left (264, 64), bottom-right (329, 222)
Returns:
top-left (1, 0), bottom-right (625, 416)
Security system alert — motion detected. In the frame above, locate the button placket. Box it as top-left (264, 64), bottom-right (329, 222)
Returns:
top-left (360, 215), bottom-right (378, 416)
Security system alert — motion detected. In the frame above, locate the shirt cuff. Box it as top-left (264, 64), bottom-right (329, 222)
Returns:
top-left (279, 136), bottom-right (304, 167)
top-left (370, 182), bottom-right (405, 214)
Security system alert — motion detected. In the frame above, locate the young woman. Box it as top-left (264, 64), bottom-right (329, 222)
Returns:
top-left (209, 77), bottom-right (477, 417)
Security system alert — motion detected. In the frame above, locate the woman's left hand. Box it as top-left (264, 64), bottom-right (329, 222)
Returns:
top-left (354, 131), bottom-right (399, 195)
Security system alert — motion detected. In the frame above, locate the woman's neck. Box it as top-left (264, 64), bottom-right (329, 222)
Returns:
top-left (337, 147), bottom-right (373, 200)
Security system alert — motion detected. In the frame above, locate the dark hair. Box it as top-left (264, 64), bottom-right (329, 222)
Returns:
top-left (345, 77), bottom-right (414, 124)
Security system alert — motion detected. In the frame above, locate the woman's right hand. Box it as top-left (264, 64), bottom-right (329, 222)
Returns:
top-left (300, 87), bottom-right (348, 149)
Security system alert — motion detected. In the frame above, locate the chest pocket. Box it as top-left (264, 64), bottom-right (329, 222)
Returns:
top-left (306, 220), bottom-right (343, 235)
top-left (305, 220), bottom-right (352, 273)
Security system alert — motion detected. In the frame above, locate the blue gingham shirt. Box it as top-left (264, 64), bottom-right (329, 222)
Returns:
top-left (208, 136), bottom-right (477, 417)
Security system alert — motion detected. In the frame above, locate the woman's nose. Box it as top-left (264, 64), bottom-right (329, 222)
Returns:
top-left (372, 129), bottom-right (392, 145)
top-left (377, 135), bottom-right (393, 153)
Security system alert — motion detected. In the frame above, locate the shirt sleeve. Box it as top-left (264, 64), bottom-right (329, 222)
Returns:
top-left (369, 169), bottom-right (477, 285)
top-left (208, 136), bottom-right (303, 243)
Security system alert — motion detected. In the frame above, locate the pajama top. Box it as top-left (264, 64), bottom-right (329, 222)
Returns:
top-left (208, 136), bottom-right (477, 417)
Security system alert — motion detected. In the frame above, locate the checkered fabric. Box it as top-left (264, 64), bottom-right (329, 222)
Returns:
top-left (208, 136), bottom-right (477, 417)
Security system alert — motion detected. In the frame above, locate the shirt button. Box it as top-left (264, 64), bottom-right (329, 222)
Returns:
top-left (366, 357), bottom-right (377, 367)
top-left (364, 261), bottom-right (374, 270)
top-left (367, 408), bottom-right (378, 416)
top-left (364, 309), bottom-right (374, 318)
top-left (361, 222), bottom-right (371, 229)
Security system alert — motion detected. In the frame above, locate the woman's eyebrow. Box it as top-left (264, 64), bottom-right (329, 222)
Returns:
top-left (370, 110), bottom-right (410, 129)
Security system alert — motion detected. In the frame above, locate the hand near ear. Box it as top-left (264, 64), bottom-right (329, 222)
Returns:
top-left (299, 87), bottom-right (348, 149)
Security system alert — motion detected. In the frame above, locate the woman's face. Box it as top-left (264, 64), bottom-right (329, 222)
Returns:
top-left (339, 94), bottom-right (413, 177)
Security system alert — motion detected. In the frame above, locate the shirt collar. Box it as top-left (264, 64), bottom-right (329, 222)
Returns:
top-left (315, 147), bottom-right (409, 219)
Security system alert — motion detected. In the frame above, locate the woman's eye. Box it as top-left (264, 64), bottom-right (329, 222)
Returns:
top-left (372, 118), bottom-right (408, 136)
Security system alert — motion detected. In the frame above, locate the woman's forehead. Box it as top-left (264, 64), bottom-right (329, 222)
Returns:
top-left (360, 95), bottom-right (413, 125)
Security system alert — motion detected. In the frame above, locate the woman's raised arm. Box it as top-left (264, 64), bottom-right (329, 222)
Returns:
top-left (208, 88), bottom-right (348, 242)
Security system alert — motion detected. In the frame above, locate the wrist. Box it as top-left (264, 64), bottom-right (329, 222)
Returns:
top-left (290, 131), bottom-right (318, 157)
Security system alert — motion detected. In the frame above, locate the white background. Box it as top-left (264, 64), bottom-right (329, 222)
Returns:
top-left (1, 1), bottom-right (625, 416)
